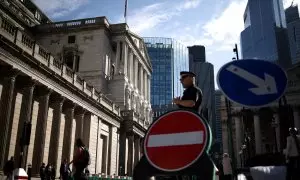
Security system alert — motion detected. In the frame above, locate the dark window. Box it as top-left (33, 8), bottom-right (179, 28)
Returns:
top-left (75, 56), bottom-right (80, 72)
top-left (111, 65), bottom-right (115, 77)
top-left (68, 36), bottom-right (76, 44)
top-left (64, 52), bottom-right (74, 70)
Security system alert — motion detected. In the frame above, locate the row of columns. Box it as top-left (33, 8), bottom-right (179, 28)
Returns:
top-left (0, 68), bottom-right (89, 176)
top-left (115, 41), bottom-right (151, 101)
top-left (232, 106), bottom-right (300, 167)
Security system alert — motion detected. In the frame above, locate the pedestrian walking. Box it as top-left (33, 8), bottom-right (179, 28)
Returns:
top-left (285, 127), bottom-right (300, 180)
top-left (45, 164), bottom-right (52, 180)
top-left (60, 159), bottom-right (68, 180)
top-left (69, 138), bottom-right (90, 180)
top-left (3, 156), bottom-right (14, 180)
top-left (222, 153), bottom-right (233, 180)
top-left (40, 163), bottom-right (46, 180)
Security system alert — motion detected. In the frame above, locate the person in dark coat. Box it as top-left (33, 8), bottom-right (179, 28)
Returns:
top-left (60, 159), bottom-right (69, 180)
top-left (3, 156), bottom-right (14, 180)
top-left (40, 163), bottom-right (46, 180)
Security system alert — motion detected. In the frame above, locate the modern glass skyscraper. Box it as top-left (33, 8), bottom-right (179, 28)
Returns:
top-left (285, 5), bottom-right (300, 64)
top-left (143, 37), bottom-right (188, 109)
top-left (240, 0), bottom-right (292, 68)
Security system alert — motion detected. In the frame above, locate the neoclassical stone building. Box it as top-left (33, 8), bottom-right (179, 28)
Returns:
top-left (0, 0), bottom-right (152, 177)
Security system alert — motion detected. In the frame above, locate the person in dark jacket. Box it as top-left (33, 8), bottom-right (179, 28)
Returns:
top-left (60, 159), bottom-right (69, 180)
top-left (172, 71), bottom-right (202, 113)
top-left (40, 163), bottom-right (46, 180)
top-left (3, 156), bottom-right (14, 180)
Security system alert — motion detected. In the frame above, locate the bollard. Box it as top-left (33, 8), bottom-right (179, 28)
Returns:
top-left (14, 168), bottom-right (28, 180)
top-left (27, 164), bottom-right (32, 180)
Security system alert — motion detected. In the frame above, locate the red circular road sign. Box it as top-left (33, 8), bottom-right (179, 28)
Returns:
top-left (144, 110), bottom-right (209, 172)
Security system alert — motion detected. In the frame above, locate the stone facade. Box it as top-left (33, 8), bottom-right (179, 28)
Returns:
top-left (0, 1), bottom-right (151, 177)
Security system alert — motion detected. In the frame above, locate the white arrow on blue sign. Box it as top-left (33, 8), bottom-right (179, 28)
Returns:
top-left (217, 59), bottom-right (288, 108)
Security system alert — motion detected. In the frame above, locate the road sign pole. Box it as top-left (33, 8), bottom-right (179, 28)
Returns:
top-left (224, 44), bottom-right (240, 173)
top-left (225, 98), bottom-right (236, 174)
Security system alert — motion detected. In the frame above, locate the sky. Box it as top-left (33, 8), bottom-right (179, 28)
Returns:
top-left (32, 0), bottom-right (298, 89)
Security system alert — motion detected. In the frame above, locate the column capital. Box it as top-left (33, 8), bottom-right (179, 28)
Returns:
top-left (18, 76), bottom-right (37, 90)
top-left (0, 67), bottom-right (20, 80)
top-left (74, 106), bottom-right (86, 116)
top-left (35, 86), bottom-right (53, 97)
top-left (63, 101), bottom-right (76, 112)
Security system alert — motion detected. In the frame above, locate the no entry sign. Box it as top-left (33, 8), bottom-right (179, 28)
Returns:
top-left (144, 110), bottom-right (210, 172)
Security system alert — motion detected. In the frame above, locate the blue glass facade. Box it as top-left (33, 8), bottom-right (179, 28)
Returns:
top-left (240, 0), bottom-right (291, 67)
top-left (143, 37), bottom-right (188, 107)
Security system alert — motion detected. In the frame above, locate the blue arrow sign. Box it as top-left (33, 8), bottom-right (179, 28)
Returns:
top-left (217, 59), bottom-right (288, 107)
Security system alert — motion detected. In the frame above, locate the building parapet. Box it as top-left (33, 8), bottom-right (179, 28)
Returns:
top-left (35, 16), bottom-right (111, 33)
top-left (0, 14), bottom-right (120, 116)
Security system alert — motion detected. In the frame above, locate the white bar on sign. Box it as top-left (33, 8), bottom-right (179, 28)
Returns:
top-left (147, 131), bottom-right (204, 147)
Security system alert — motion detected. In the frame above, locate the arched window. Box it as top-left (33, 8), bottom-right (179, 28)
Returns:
top-left (111, 64), bottom-right (115, 78)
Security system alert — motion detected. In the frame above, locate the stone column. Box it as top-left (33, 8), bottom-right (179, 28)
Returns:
top-left (48, 96), bottom-right (65, 170)
top-left (147, 75), bottom-right (151, 101)
top-left (128, 51), bottom-right (134, 83)
top-left (125, 87), bottom-right (130, 110)
top-left (118, 126), bottom-right (126, 175)
top-left (122, 43), bottom-right (128, 76)
top-left (139, 66), bottom-right (144, 95)
top-left (126, 134), bottom-right (134, 176)
top-left (274, 113), bottom-right (281, 152)
top-left (134, 136), bottom-right (140, 167)
top-left (0, 70), bottom-right (19, 169)
top-left (115, 41), bottom-right (120, 75)
top-left (134, 58), bottom-right (139, 88)
top-left (254, 114), bottom-right (262, 155)
top-left (143, 71), bottom-right (147, 99)
top-left (18, 79), bottom-right (36, 168)
top-left (32, 87), bottom-right (52, 175)
top-left (293, 107), bottom-right (300, 130)
top-left (75, 108), bottom-right (85, 140)
top-left (234, 116), bottom-right (242, 167)
top-left (62, 103), bottom-right (76, 162)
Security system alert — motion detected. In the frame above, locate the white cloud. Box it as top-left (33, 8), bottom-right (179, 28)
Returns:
top-left (283, 0), bottom-right (300, 8)
top-left (128, 0), bottom-right (202, 34)
top-left (201, 0), bottom-right (247, 51)
top-left (32, 0), bottom-right (88, 18)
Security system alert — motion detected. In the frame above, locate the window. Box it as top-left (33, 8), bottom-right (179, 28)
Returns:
top-left (111, 65), bottom-right (115, 77)
top-left (75, 55), bottom-right (80, 72)
top-left (35, 11), bottom-right (41, 21)
top-left (64, 52), bottom-right (74, 70)
top-left (68, 35), bottom-right (76, 44)
top-left (105, 55), bottom-right (109, 75)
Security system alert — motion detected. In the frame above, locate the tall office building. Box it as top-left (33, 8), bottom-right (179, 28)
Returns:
top-left (215, 90), bottom-right (223, 152)
top-left (240, 0), bottom-right (292, 68)
top-left (144, 38), bottom-right (188, 118)
top-left (285, 5), bottom-right (300, 64)
top-left (188, 45), bottom-right (206, 63)
top-left (188, 45), bottom-right (216, 143)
